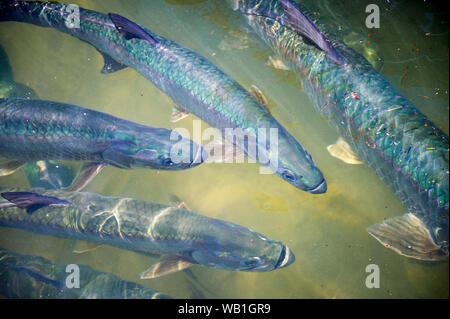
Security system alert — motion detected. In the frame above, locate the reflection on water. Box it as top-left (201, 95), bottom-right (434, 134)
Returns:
top-left (0, 0), bottom-right (448, 298)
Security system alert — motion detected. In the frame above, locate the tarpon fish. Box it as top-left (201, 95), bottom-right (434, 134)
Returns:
top-left (0, 188), bottom-right (295, 277)
top-left (228, 0), bottom-right (449, 260)
top-left (0, 248), bottom-right (172, 299)
top-left (0, 97), bottom-right (205, 190)
top-left (0, 0), bottom-right (326, 193)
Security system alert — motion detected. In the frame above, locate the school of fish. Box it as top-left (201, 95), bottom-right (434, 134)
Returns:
top-left (0, 0), bottom-right (448, 299)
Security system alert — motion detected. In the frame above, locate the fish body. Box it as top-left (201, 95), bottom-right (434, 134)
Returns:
top-left (0, 188), bottom-right (295, 275)
top-left (0, 1), bottom-right (326, 193)
top-left (0, 98), bottom-right (204, 187)
top-left (229, 0), bottom-right (449, 260)
top-left (0, 248), bottom-right (172, 299)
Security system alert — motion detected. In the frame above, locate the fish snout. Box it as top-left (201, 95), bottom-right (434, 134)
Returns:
top-left (275, 245), bottom-right (295, 269)
top-left (307, 179), bottom-right (327, 194)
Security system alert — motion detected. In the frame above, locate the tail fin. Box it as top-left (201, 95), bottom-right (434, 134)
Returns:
top-left (1, 191), bottom-right (71, 214)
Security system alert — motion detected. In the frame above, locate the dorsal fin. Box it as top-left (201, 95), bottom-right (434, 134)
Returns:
top-left (0, 192), bottom-right (71, 214)
top-left (233, 0), bottom-right (346, 65)
top-left (278, 0), bottom-right (346, 64)
top-left (277, 0), bottom-right (346, 64)
top-left (108, 13), bottom-right (158, 45)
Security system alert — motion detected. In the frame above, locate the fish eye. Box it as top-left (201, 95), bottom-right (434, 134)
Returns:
top-left (160, 157), bottom-right (174, 166)
top-left (282, 169), bottom-right (296, 182)
top-left (243, 257), bottom-right (261, 267)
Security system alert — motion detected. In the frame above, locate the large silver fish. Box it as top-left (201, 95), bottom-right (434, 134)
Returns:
top-left (228, 0), bottom-right (449, 260)
top-left (0, 97), bottom-right (205, 191)
top-left (0, 188), bottom-right (295, 278)
top-left (0, 0), bottom-right (327, 193)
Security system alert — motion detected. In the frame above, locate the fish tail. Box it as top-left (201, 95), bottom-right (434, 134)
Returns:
top-left (367, 213), bottom-right (448, 261)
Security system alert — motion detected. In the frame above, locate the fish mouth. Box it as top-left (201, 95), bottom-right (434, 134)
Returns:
top-left (307, 179), bottom-right (327, 194)
top-left (274, 245), bottom-right (295, 269)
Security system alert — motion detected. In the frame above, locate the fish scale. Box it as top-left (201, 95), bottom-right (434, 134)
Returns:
top-left (0, 187), bottom-right (295, 275)
top-left (0, 98), bottom-right (115, 161)
top-left (229, 0), bottom-right (449, 260)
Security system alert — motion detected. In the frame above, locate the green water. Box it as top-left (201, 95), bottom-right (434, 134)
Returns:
top-left (0, 0), bottom-right (448, 298)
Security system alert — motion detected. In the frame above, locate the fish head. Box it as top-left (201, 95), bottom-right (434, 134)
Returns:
top-left (104, 128), bottom-right (207, 170)
top-left (267, 131), bottom-right (327, 194)
top-left (189, 220), bottom-right (295, 272)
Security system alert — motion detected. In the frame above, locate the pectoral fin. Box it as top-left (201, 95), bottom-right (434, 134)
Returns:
top-left (249, 85), bottom-right (270, 113)
top-left (97, 49), bottom-right (128, 74)
top-left (0, 158), bottom-right (26, 176)
top-left (367, 213), bottom-right (448, 261)
top-left (0, 191), bottom-right (71, 214)
top-left (168, 193), bottom-right (190, 210)
top-left (170, 105), bottom-right (190, 123)
top-left (65, 162), bottom-right (106, 192)
top-left (139, 255), bottom-right (193, 279)
top-left (327, 137), bottom-right (362, 164)
top-left (73, 241), bottom-right (103, 254)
